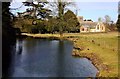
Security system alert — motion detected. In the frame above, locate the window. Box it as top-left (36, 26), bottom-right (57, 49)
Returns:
top-left (82, 28), bottom-right (84, 31)
top-left (97, 26), bottom-right (99, 30)
top-left (102, 26), bottom-right (103, 30)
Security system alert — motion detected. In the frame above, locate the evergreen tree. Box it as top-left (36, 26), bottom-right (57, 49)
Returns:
top-left (23, 0), bottom-right (51, 19)
top-left (63, 10), bottom-right (80, 33)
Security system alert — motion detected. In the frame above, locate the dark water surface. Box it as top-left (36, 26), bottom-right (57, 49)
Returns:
top-left (9, 38), bottom-right (98, 77)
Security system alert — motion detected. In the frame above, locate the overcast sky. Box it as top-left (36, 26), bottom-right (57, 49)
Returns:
top-left (10, 0), bottom-right (119, 22)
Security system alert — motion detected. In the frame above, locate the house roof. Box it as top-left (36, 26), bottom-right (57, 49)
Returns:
top-left (81, 21), bottom-right (97, 28)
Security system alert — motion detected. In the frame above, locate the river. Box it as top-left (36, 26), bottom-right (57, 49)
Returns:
top-left (8, 38), bottom-right (98, 77)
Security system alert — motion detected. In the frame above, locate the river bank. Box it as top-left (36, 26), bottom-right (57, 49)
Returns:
top-left (21, 32), bottom-right (119, 78)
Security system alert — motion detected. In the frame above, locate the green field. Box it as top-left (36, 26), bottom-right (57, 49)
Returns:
top-left (22, 32), bottom-right (119, 77)
top-left (67, 32), bottom-right (119, 77)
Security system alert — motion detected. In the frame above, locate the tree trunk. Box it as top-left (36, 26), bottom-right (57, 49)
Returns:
top-left (58, 0), bottom-right (64, 39)
top-left (60, 31), bottom-right (63, 39)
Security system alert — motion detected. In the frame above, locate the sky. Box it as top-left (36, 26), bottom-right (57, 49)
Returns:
top-left (75, 2), bottom-right (118, 22)
top-left (9, 0), bottom-right (119, 22)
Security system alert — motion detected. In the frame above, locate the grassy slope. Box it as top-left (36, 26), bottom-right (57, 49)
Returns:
top-left (66, 32), bottom-right (119, 77)
top-left (22, 32), bottom-right (119, 77)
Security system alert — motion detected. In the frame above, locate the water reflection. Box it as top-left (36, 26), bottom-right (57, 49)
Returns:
top-left (16, 39), bottom-right (23, 55)
top-left (10, 38), bottom-right (98, 77)
top-left (57, 40), bottom-right (65, 76)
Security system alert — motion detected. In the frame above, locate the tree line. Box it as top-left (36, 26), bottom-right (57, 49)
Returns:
top-left (6, 0), bottom-right (120, 38)
top-left (12, 0), bottom-right (120, 35)
top-left (13, 0), bottom-right (80, 36)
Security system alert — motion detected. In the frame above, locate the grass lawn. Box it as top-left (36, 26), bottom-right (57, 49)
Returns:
top-left (22, 32), bottom-right (119, 77)
top-left (65, 32), bottom-right (119, 77)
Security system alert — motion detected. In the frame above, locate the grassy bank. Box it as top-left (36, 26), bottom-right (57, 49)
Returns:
top-left (67, 32), bottom-right (119, 77)
top-left (22, 32), bottom-right (119, 77)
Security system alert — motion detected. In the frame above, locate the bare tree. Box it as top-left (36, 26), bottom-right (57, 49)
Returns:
top-left (48, 0), bottom-right (75, 38)
top-left (104, 15), bottom-right (111, 24)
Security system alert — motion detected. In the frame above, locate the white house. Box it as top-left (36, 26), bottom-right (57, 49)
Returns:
top-left (77, 16), bottom-right (106, 33)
